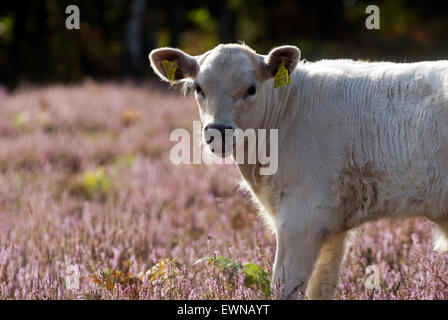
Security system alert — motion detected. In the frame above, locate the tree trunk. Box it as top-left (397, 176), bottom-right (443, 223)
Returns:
top-left (170, 0), bottom-right (184, 48)
top-left (126, 0), bottom-right (147, 72)
top-left (219, 1), bottom-right (236, 44)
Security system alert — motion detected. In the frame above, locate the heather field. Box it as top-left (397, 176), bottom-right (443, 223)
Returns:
top-left (0, 82), bottom-right (448, 300)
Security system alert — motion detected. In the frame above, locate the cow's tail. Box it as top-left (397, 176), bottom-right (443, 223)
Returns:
top-left (433, 221), bottom-right (448, 253)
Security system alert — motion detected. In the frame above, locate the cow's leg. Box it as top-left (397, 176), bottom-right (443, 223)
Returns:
top-left (272, 202), bottom-right (326, 300)
top-left (434, 220), bottom-right (448, 252)
top-left (306, 232), bottom-right (348, 300)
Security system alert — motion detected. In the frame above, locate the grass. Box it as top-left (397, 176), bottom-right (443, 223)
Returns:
top-left (0, 82), bottom-right (447, 299)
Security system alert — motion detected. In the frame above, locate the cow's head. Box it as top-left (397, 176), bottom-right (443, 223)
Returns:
top-left (149, 44), bottom-right (300, 157)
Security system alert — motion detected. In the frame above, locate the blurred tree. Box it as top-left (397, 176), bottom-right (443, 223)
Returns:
top-left (0, 0), bottom-right (447, 89)
top-left (126, 0), bottom-right (147, 74)
top-left (218, 1), bottom-right (236, 43)
top-left (170, 0), bottom-right (185, 48)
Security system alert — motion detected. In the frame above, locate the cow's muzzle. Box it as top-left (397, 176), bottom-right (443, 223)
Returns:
top-left (203, 124), bottom-right (235, 156)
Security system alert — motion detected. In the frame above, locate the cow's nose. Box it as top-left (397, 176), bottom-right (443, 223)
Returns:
top-left (204, 124), bottom-right (234, 144)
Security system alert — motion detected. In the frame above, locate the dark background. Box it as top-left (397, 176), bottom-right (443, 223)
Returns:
top-left (0, 0), bottom-right (447, 89)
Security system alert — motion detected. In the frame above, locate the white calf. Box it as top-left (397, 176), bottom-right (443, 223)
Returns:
top-left (150, 43), bottom-right (448, 299)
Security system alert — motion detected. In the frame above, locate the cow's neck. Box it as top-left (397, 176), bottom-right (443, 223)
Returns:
top-left (233, 73), bottom-right (302, 215)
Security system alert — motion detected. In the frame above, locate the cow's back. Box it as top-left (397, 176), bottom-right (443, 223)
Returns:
top-left (297, 60), bottom-right (448, 226)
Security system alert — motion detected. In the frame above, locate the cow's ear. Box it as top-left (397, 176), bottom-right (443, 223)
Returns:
top-left (149, 48), bottom-right (199, 83)
top-left (262, 46), bottom-right (301, 79)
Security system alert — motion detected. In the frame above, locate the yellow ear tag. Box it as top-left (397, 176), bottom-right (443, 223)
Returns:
top-left (274, 60), bottom-right (290, 89)
top-left (161, 60), bottom-right (179, 83)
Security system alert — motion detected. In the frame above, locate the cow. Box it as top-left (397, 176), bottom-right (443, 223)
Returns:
top-left (149, 43), bottom-right (448, 299)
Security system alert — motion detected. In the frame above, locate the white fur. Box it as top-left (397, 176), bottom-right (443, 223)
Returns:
top-left (150, 44), bottom-right (448, 300)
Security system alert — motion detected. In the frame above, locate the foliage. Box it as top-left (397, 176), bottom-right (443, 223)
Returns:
top-left (13, 112), bottom-right (31, 130)
top-left (92, 269), bottom-right (141, 293)
top-left (1, 1), bottom-right (448, 88)
top-left (242, 262), bottom-right (271, 296)
top-left (195, 256), bottom-right (273, 297)
top-left (72, 168), bottom-right (111, 200)
top-left (1, 83), bottom-right (448, 300)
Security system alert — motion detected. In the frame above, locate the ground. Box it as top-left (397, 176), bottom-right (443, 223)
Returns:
top-left (0, 82), bottom-right (447, 299)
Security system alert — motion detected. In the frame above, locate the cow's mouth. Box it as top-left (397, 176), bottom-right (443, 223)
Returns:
top-left (209, 137), bottom-right (236, 158)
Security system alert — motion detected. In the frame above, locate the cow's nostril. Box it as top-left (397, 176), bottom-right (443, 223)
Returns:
top-left (204, 124), bottom-right (235, 151)
top-left (205, 124), bottom-right (234, 140)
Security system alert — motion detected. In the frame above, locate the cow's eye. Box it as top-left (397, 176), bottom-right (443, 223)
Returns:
top-left (195, 84), bottom-right (204, 96)
top-left (246, 85), bottom-right (256, 97)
